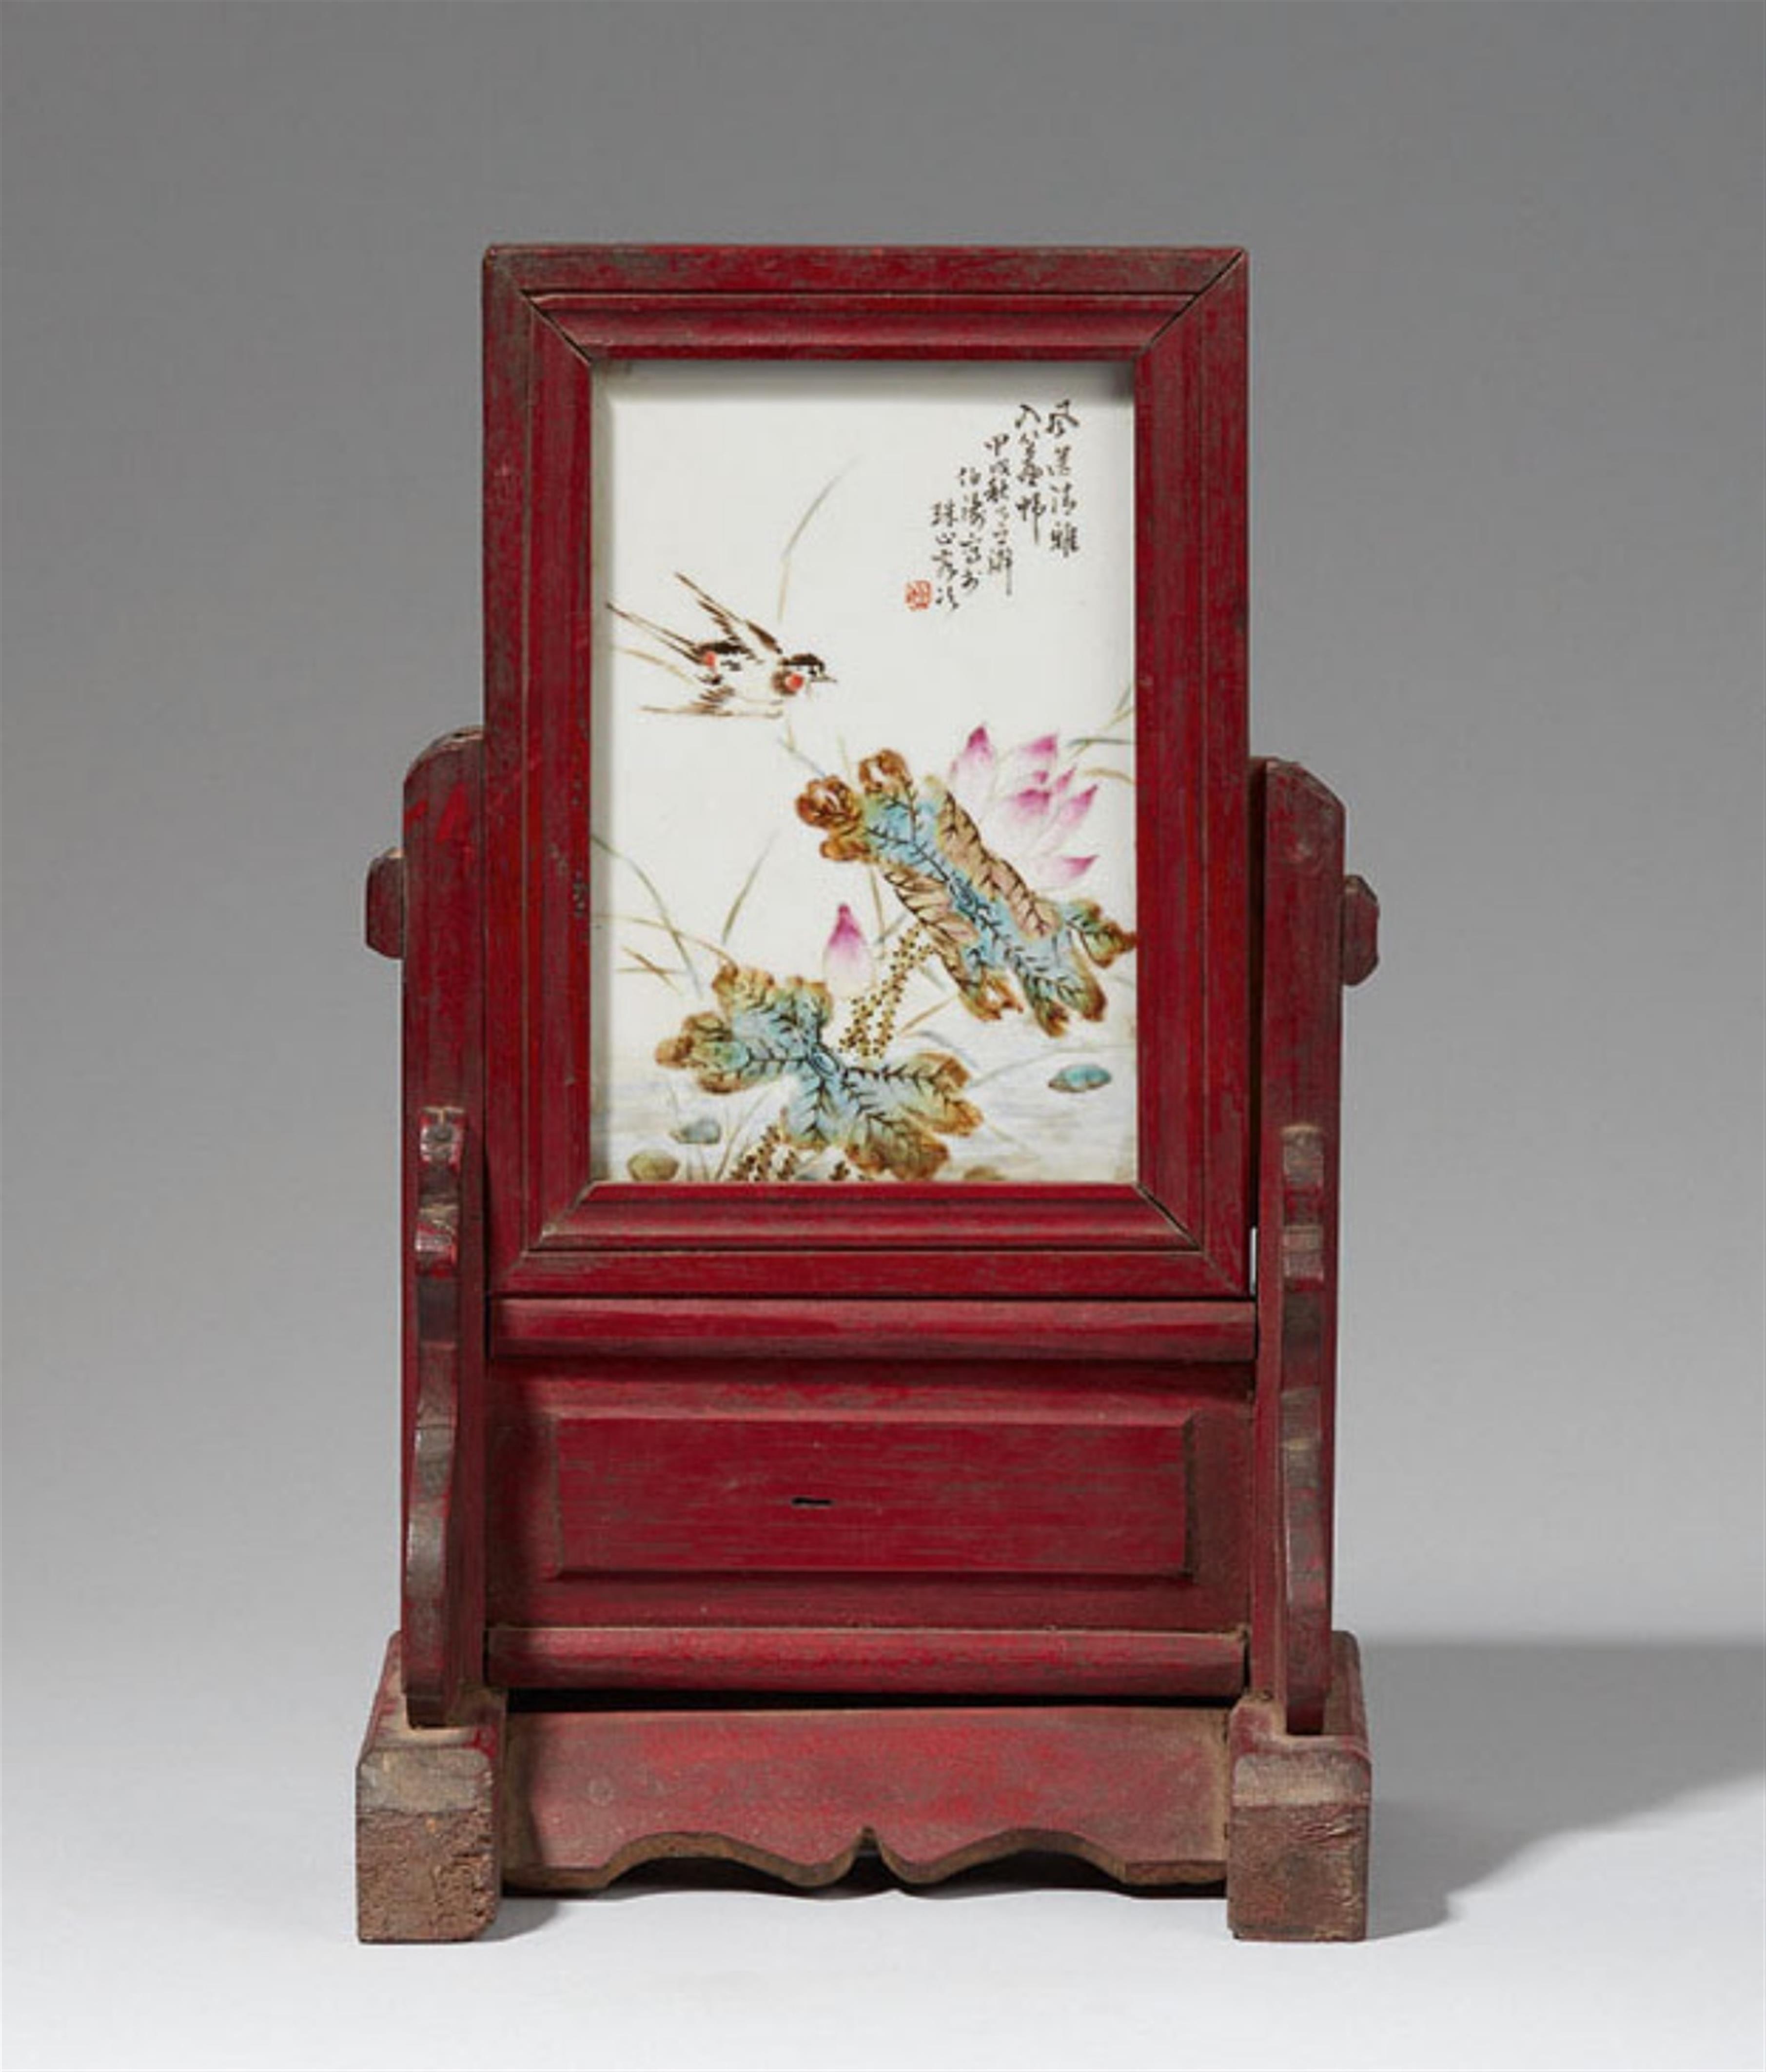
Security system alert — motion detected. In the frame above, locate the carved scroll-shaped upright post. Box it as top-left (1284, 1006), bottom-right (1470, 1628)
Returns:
top-left (364, 730), bottom-right (489, 1726)
top-left (357, 730), bottom-right (502, 1940)
top-left (1228, 760), bottom-right (1376, 1940)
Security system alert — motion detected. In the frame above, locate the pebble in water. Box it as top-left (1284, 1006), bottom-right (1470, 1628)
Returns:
top-left (1048, 1062), bottom-right (1112, 1094)
top-left (627, 1149), bottom-right (681, 1181)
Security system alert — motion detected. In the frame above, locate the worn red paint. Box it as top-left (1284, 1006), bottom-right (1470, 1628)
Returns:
top-left (357, 246), bottom-right (1377, 1943)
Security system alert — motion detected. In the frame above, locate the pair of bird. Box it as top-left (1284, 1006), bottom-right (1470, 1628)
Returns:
top-left (612, 573), bottom-right (833, 718)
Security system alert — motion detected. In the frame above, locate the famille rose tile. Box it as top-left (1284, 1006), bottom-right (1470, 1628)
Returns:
top-left (588, 362), bottom-right (1138, 1184)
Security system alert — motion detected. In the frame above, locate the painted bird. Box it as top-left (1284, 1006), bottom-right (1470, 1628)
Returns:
top-left (611, 573), bottom-right (834, 717)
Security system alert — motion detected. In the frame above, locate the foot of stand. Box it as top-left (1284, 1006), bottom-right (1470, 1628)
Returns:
top-left (1227, 1630), bottom-right (1371, 1941)
top-left (355, 1636), bottom-right (506, 1942)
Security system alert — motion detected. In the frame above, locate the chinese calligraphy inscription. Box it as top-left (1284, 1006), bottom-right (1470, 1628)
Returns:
top-left (928, 400), bottom-right (1082, 612)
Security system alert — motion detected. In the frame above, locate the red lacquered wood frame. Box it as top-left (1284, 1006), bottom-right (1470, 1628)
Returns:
top-left (358, 247), bottom-right (1379, 1943)
top-left (481, 244), bottom-right (1250, 1299)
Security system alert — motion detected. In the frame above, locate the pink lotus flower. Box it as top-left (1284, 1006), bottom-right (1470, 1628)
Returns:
top-left (946, 726), bottom-right (1098, 890)
top-left (822, 902), bottom-right (875, 997)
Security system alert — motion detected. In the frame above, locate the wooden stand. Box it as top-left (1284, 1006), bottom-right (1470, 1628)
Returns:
top-left (354, 247), bottom-right (1378, 1945)
top-left (357, 740), bottom-right (1376, 1942)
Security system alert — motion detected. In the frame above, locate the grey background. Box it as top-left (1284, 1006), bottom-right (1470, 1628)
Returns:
top-left (3, 3), bottom-right (1761, 2066)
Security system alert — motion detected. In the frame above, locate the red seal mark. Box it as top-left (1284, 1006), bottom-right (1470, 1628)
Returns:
top-left (904, 579), bottom-right (932, 612)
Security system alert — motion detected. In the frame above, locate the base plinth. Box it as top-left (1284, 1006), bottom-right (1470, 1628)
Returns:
top-left (354, 1631), bottom-right (1370, 1941)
